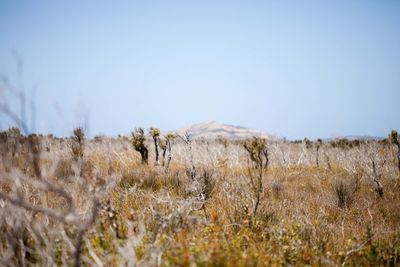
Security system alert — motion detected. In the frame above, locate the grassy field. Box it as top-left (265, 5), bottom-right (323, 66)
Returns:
top-left (0, 129), bottom-right (399, 266)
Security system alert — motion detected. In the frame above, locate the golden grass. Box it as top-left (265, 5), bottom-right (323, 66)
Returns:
top-left (0, 137), bottom-right (399, 266)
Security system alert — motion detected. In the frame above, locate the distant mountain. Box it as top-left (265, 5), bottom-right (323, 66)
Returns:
top-left (175, 121), bottom-right (278, 140)
top-left (323, 135), bottom-right (384, 141)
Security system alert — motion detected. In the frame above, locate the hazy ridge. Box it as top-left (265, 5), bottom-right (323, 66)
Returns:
top-left (175, 121), bottom-right (278, 140)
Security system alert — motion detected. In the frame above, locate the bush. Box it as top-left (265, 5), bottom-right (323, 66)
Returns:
top-left (131, 128), bottom-right (148, 164)
top-left (334, 179), bottom-right (359, 209)
top-left (71, 127), bottom-right (84, 159)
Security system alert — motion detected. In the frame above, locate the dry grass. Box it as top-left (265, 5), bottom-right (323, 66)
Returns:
top-left (0, 134), bottom-right (399, 266)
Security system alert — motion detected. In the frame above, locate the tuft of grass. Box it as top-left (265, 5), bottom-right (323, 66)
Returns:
top-left (334, 180), bottom-right (355, 209)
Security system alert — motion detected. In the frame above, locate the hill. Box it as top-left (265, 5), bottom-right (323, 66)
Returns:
top-left (175, 121), bottom-right (278, 140)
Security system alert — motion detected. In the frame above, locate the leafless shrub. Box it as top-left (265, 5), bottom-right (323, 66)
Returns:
top-left (371, 159), bottom-right (384, 197)
top-left (164, 132), bottom-right (176, 173)
top-left (181, 132), bottom-right (196, 180)
top-left (243, 137), bottom-right (269, 216)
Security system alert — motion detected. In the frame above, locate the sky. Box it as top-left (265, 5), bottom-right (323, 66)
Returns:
top-left (0, 0), bottom-right (399, 139)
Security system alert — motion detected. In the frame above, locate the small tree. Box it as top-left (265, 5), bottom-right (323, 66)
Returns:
top-left (149, 127), bottom-right (161, 166)
top-left (315, 138), bottom-right (322, 167)
top-left (388, 130), bottom-right (400, 173)
top-left (243, 137), bottom-right (269, 216)
top-left (131, 128), bottom-right (148, 164)
top-left (72, 127), bottom-right (84, 160)
top-left (303, 137), bottom-right (312, 149)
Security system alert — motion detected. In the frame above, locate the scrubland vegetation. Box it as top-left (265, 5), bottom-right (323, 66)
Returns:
top-left (0, 126), bottom-right (400, 266)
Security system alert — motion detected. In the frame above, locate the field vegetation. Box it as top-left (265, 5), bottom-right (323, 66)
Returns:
top-left (0, 126), bottom-right (399, 266)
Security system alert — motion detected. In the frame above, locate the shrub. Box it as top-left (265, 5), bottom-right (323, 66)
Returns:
top-left (131, 128), bottom-right (148, 164)
top-left (242, 137), bottom-right (269, 215)
top-left (334, 173), bottom-right (361, 209)
top-left (334, 180), bottom-right (354, 209)
top-left (71, 127), bottom-right (84, 159)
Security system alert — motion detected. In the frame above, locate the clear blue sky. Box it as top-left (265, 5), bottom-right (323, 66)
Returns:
top-left (1, 1), bottom-right (399, 139)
